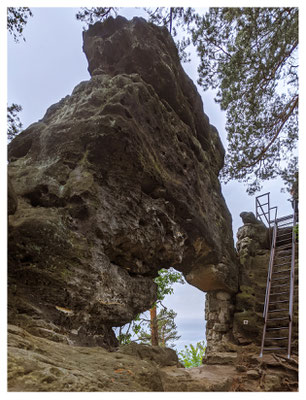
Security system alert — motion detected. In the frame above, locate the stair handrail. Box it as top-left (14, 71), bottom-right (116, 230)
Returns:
top-left (288, 199), bottom-right (298, 357)
top-left (260, 216), bottom-right (278, 357)
top-left (263, 218), bottom-right (278, 319)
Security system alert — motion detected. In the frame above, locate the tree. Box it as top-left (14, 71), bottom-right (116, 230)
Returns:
top-left (7, 7), bottom-right (33, 42)
top-left (7, 7), bottom-right (33, 140)
top-left (115, 268), bottom-right (185, 346)
top-left (136, 308), bottom-right (181, 348)
top-left (75, 7), bottom-right (118, 25)
top-left (178, 341), bottom-right (206, 368)
top-left (150, 268), bottom-right (185, 346)
top-left (191, 8), bottom-right (298, 194)
top-left (7, 104), bottom-right (23, 141)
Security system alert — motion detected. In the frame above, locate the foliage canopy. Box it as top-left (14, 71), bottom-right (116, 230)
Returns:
top-left (7, 103), bottom-right (23, 141)
top-left (155, 268), bottom-right (185, 303)
top-left (7, 7), bottom-right (33, 140)
top-left (7, 7), bottom-right (33, 42)
top-left (75, 7), bottom-right (118, 25)
top-left (194, 8), bottom-right (298, 194)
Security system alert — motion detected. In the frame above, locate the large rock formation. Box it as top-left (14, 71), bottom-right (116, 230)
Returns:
top-left (7, 16), bottom-right (299, 392)
top-left (8, 16), bottom-right (237, 351)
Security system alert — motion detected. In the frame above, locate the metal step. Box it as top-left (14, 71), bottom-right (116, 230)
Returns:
top-left (268, 308), bottom-right (288, 313)
top-left (269, 299), bottom-right (289, 305)
top-left (265, 337), bottom-right (288, 341)
top-left (274, 255), bottom-right (292, 260)
top-left (277, 222), bottom-right (293, 228)
top-left (266, 326), bottom-right (289, 331)
top-left (273, 269), bottom-right (291, 275)
top-left (277, 232), bottom-right (292, 238)
top-left (271, 283), bottom-right (290, 289)
top-left (273, 261), bottom-right (291, 267)
top-left (277, 233), bottom-right (292, 238)
top-left (267, 316), bottom-right (289, 321)
top-left (271, 276), bottom-right (289, 282)
top-left (277, 214), bottom-right (293, 221)
top-left (276, 244), bottom-right (292, 250)
top-left (275, 251), bottom-right (292, 256)
top-left (276, 239), bottom-right (292, 245)
top-left (263, 347), bottom-right (286, 351)
top-left (270, 291), bottom-right (289, 296)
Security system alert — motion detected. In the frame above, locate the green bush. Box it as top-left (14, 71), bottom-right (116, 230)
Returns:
top-left (293, 224), bottom-right (299, 242)
top-left (178, 341), bottom-right (206, 368)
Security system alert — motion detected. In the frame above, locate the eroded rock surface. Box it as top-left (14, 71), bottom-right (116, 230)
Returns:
top-left (8, 325), bottom-right (298, 392)
top-left (8, 16), bottom-right (237, 350)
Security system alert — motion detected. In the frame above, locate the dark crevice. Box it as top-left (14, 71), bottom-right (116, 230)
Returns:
top-left (24, 185), bottom-right (66, 208)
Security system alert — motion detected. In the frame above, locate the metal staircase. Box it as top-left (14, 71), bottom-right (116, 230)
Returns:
top-left (256, 193), bottom-right (298, 359)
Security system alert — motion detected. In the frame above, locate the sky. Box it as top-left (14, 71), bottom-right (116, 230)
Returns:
top-left (4, 4), bottom-right (303, 356)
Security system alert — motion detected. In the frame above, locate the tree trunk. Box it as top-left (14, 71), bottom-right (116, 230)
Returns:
top-left (150, 306), bottom-right (159, 346)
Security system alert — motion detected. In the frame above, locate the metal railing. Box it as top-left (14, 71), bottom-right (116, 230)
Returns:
top-left (288, 199), bottom-right (298, 358)
top-left (255, 192), bottom-right (278, 230)
top-left (260, 216), bottom-right (278, 357)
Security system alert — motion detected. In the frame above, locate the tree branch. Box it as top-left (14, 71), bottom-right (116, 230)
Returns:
top-left (242, 96), bottom-right (298, 168)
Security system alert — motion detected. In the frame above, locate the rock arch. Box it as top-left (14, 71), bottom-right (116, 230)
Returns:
top-left (8, 16), bottom-right (238, 350)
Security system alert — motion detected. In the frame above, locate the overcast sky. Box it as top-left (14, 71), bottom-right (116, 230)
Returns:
top-left (6, 6), bottom-right (297, 352)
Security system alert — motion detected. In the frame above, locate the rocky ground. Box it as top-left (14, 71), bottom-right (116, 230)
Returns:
top-left (8, 324), bottom-right (298, 392)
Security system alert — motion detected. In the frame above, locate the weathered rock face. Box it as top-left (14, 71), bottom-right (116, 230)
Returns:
top-left (233, 221), bottom-right (271, 346)
top-left (8, 16), bottom-right (237, 350)
top-left (203, 215), bottom-right (269, 361)
top-left (82, 16), bottom-right (237, 291)
top-left (8, 177), bottom-right (18, 215)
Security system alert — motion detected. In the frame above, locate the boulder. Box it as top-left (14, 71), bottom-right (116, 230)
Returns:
top-left (119, 342), bottom-right (182, 367)
top-left (240, 211), bottom-right (263, 225)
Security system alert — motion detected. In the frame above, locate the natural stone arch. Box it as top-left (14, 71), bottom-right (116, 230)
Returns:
top-left (8, 16), bottom-right (238, 351)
